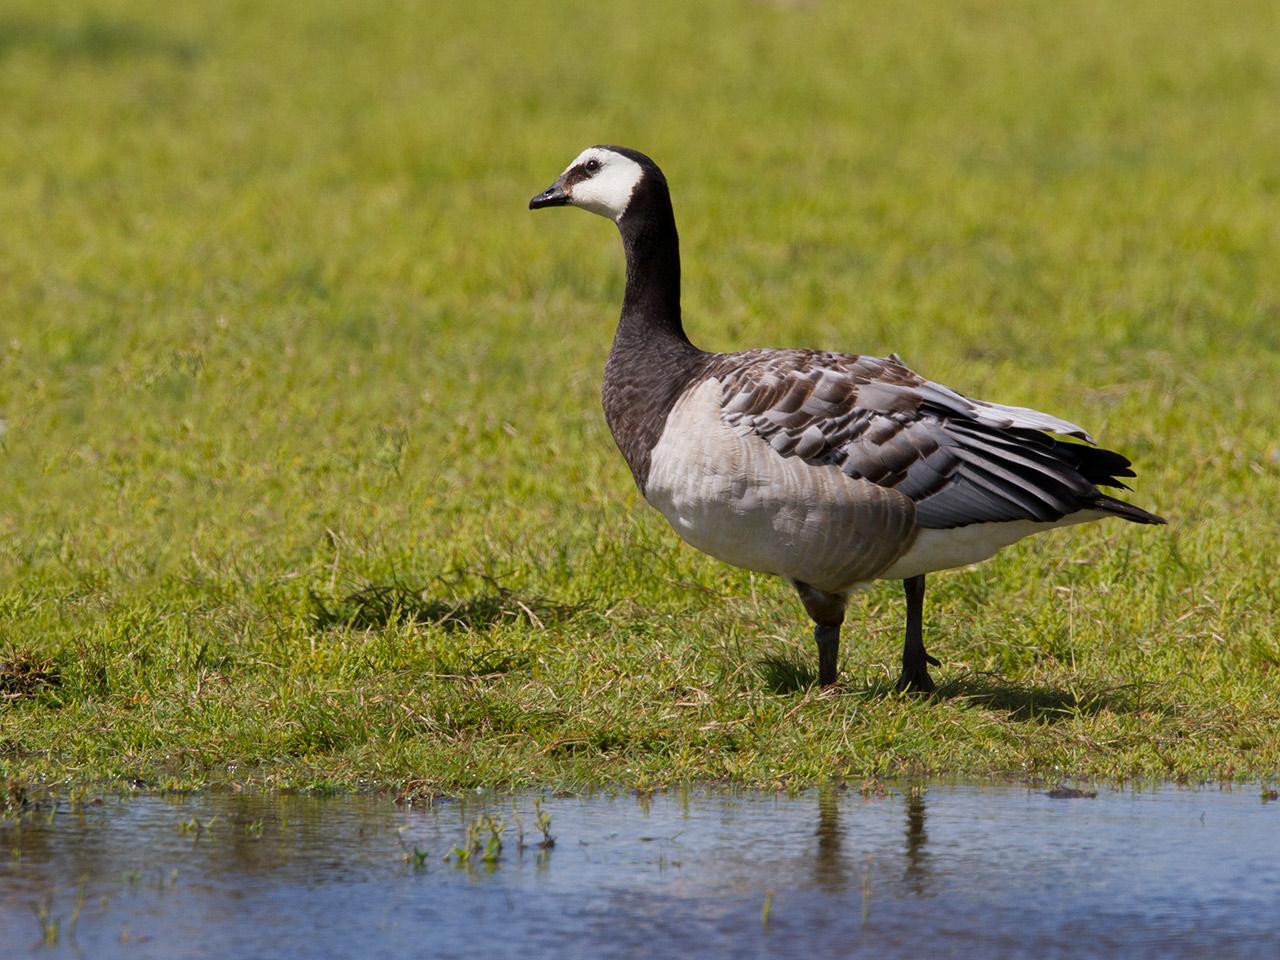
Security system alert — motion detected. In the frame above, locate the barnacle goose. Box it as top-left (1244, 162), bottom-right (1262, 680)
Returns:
top-left (530, 146), bottom-right (1164, 692)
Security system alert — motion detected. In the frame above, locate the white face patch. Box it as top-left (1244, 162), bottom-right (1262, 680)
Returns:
top-left (562, 148), bottom-right (644, 221)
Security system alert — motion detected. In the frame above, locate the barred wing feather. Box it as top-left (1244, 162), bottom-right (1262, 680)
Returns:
top-left (713, 351), bottom-right (1147, 530)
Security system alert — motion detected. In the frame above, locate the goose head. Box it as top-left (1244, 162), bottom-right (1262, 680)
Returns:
top-left (528, 146), bottom-right (657, 223)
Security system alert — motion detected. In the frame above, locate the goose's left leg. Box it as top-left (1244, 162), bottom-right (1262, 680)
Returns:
top-left (897, 574), bottom-right (940, 693)
top-left (793, 581), bottom-right (847, 687)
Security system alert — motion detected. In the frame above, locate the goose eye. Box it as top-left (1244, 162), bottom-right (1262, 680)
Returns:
top-left (585, 158), bottom-right (601, 173)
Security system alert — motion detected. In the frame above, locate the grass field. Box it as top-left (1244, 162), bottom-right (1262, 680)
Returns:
top-left (2, 0), bottom-right (1278, 794)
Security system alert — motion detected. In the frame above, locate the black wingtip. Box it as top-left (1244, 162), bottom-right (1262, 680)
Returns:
top-left (1093, 494), bottom-right (1167, 525)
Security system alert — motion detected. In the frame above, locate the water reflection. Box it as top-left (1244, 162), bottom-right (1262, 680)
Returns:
top-left (903, 789), bottom-right (929, 895)
top-left (813, 785), bottom-right (846, 891)
top-left (3, 784), bottom-right (1279, 959)
top-left (811, 784), bottom-right (931, 898)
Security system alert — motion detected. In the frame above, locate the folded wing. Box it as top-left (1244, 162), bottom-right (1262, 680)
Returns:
top-left (714, 350), bottom-right (1158, 530)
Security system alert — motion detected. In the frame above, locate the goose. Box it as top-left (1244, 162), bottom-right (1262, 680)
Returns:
top-left (529, 146), bottom-right (1165, 692)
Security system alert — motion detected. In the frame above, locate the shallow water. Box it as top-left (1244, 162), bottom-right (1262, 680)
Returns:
top-left (2, 782), bottom-right (1278, 958)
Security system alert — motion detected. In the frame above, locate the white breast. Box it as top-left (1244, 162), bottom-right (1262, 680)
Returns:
top-left (643, 379), bottom-right (916, 593)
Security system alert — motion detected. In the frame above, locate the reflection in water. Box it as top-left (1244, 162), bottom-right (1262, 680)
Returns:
top-left (813, 785), bottom-right (846, 891)
top-left (4, 785), bottom-right (1280, 959)
top-left (811, 785), bottom-right (931, 900)
top-left (904, 788), bottom-right (930, 895)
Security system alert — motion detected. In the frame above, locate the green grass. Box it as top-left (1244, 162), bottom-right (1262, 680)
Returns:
top-left (1, 0), bottom-right (1278, 793)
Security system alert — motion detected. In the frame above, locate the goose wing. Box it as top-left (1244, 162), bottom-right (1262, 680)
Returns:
top-left (712, 350), bottom-right (1139, 529)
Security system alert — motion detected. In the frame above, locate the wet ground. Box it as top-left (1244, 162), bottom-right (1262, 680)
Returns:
top-left (2, 782), bottom-right (1278, 958)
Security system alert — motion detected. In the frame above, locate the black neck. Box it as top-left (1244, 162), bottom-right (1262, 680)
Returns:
top-left (600, 171), bottom-right (706, 490)
top-left (614, 180), bottom-right (690, 349)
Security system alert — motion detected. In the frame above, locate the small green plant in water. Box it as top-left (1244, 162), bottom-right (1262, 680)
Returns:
top-left (447, 813), bottom-right (506, 869)
top-left (447, 819), bottom-right (480, 866)
top-left (177, 815), bottom-right (217, 838)
top-left (480, 815), bottom-right (504, 865)
top-left (394, 827), bottom-right (429, 869)
top-left (67, 884), bottom-right (85, 944)
top-left (533, 800), bottom-right (555, 849)
top-left (34, 899), bottom-right (59, 946)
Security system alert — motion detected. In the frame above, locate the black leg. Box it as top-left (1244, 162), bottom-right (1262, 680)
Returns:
top-left (815, 623), bottom-right (840, 687)
top-left (792, 580), bottom-right (847, 688)
top-left (896, 575), bottom-right (940, 693)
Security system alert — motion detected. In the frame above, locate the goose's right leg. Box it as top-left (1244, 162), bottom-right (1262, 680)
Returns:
top-left (793, 581), bottom-right (847, 687)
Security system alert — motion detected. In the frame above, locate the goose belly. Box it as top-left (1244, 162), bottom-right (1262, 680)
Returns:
top-left (642, 379), bottom-right (916, 593)
top-left (880, 511), bottom-right (1106, 580)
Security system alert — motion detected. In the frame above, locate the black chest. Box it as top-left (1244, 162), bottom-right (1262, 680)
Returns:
top-left (601, 333), bottom-right (707, 490)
